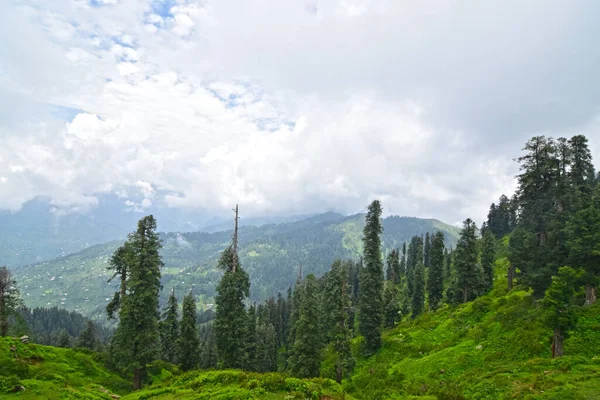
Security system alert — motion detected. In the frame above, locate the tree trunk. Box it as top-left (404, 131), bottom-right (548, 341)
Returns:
top-left (133, 368), bottom-right (143, 390)
top-left (463, 285), bottom-right (468, 303)
top-left (0, 322), bottom-right (6, 337)
top-left (585, 283), bottom-right (597, 305)
top-left (551, 328), bottom-right (564, 358)
top-left (336, 366), bottom-right (343, 384)
top-left (507, 264), bottom-right (515, 291)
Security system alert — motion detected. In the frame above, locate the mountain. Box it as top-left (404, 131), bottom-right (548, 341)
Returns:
top-left (0, 195), bottom-right (314, 268)
top-left (12, 213), bottom-right (460, 318)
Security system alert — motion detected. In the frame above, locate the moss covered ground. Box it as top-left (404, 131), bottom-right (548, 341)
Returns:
top-left (341, 257), bottom-right (600, 399)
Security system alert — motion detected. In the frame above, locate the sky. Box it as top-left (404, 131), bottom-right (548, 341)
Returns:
top-left (1, 0), bottom-right (599, 225)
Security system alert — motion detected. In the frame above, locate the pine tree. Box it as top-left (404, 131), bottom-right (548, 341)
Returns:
top-left (481, 230), bottom-right (496, 291)
top-left (178, 291), bottom-right (200, 371)
top-left (57, 328), bottom-right (71, 348)
top-left (255, 322), bottom-right (278, 372)
top-left (424, 233), bottom-right (431, 268)
top-left (406, 236), bottom-right (423, 299)
top-left (0, 266), bottom-right (22, 337)
top-left (411, 241), bottom-right (425, 318)
top-left (215, 247), bottom-right (250, 369)
top-left (289, 274), bottom-right (323, 377)
top-left (400, 243), bottom-right (407, 277)
top-left (106, 243), bottom-right (133, 320)
top-left (427, 232), bottom-right (445, 311)
top-left (286, 279), bottom-right (303, 370)
top-left (358, 200), bottom-right (384, 355)
top-left (383, 283), bottom-right (400, 328)
top-left (109, 215), bottom-right (163, 390)
top-left (512, 136), bottom-right (561, 296)
top-left (199, 326), bottom-right (218, 369)
top-left (160, 289), bottom-right (180, 364)
top-left (76, 321), bottom-right (98, 350)
top-left (386, 249), bottom-right (400, 284)
top-left (324, 260), bottom-right (354, 383)
top-left (567, 185), bottom-right (600, 304)
top-left (544, 267), bottom-right (584, 357)
top-left (454, 218), bottom-right (484, 303)
top-left (245, 304), bottom-right (257, 370)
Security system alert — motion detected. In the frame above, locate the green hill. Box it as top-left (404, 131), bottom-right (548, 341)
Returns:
top-left (0, 338), bottom-right (347, 399)
top-left (12, 214), bottom-right (460, 318)
top-left (340, 256), bottom-right (600, 400)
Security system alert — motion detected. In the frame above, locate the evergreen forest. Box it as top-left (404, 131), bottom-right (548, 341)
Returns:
top-left (1, 134), bottom-right (600, 399)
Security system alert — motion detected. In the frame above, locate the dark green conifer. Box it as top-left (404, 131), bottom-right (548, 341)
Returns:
top-left (0, 266), bottom-right (22, 337)
top-left (386, 249), bottom-right (401, 284)
top-left (57, 328), bottom-right (71, 348)
top-left (324, 260), bottom-right (354, 383)
top-left (215, 245), bottom-right (250, 369)
top-left (427, 231), bottom-right (445, 311)
top-left (424, 232), bottom-right (431, 268)
top-left (76, 320), bottom-right (98, 350)
top-left (255, 322), bottom-right (277, 372)
top-left (383, 282), bottom-right (400, 327)
top-left (289, 274), bottom-right (323, 377)
top-left (245, 304), bottom-right (257, 370)
top-left (411, 241), bottom-right (425, 318)
top-left (160, 289), bottom-right (179, 364)
top-left (178, 291), bottom-right (200, 371)
top-left (544, 267), bottom-right (584, 357)
top-left (481, 230), bottom-right (496, 291)
top-left (454, 218), bottom-right (484, 303)
top-left (109, 215), bottom-right (163, 390)
top-left (567, 186), bottom-right (600, 305)
top-left (358, 200), bottom-right (384, 355)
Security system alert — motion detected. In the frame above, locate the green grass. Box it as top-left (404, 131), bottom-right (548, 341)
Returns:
top-left (0, 337), bottom-right (131, 399)
top-left (121, 370), bottom-right (350, 400)
top-left (0, 339), bottom-right (348, 400)
top-left (340, 258), bottom-right (600, 400)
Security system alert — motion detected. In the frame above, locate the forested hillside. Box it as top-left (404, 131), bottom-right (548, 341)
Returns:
top-left (1, 134), bottom-right (599, 400)
top-left (12, 213), bottom-right (459, 317)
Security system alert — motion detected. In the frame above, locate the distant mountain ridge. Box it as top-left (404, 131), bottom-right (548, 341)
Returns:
top-left (12, 212), bottom-right (460, 318)
top-left (0, 195), bottom-right (320, 267)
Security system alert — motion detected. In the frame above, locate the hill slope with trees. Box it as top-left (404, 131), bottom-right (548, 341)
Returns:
top-left (11, 213), bottom-right (459, 317)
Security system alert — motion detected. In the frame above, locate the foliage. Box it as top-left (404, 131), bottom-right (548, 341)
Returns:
top-left (411, 242), bottom-right (425, 319)
top-left (215, 247), bottom-right (250, 369)
top-left (481, 229), bottom-right (496, 291)
top-left (178, 292), bottom-right (200, 371)
top-left (323, 260), bottom-right (355, 382)
top-left (543, 267), bottom-right (585, 357)
top-left (427, 231), bottom-right (445, 311)
top-left (109, 215), bottom-right (164, 389)
top-left (358, 200), bottom-right (384, 356)
top-left (0, 267), bottom-right (22, 337)
top-left (288, 275), bottom-right (323, 378)
top-left (160, 290), bottom-right (179, 364)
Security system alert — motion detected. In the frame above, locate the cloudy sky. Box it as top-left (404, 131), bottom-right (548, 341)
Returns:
top-left (1, 0), bottom-right (599, 225)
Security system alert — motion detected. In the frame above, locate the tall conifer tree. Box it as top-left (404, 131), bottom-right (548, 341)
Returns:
top-left (215, 206), bottom-right (250, 369)
top-left (358, 200), bottom-right (384, 355)
top-left (481, 230), bottom-right (496, 291)
top-left (424, 233), bottom-right (431, 268)
top-left (178, 292), bottom-right (200, 371)
top-left (109, 215), bottom-right (163, 390)
top-left (0, 266), bottom-right (22, 337)
top-left (160, 289), bottom-right (179, 364)
top-left (411, 242), bottom-right (425, 318)
top-left (454, 219), bottom-right (484, 303)
top-left (289, 274), bottom-right (323, 377)
top-left (427, 232), bottom-right (445, 311)
top-left (324, 260), bottom-right (354, 383)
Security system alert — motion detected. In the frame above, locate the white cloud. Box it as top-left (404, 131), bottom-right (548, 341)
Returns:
top-left (0, 0), bottom-right (598, 225)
